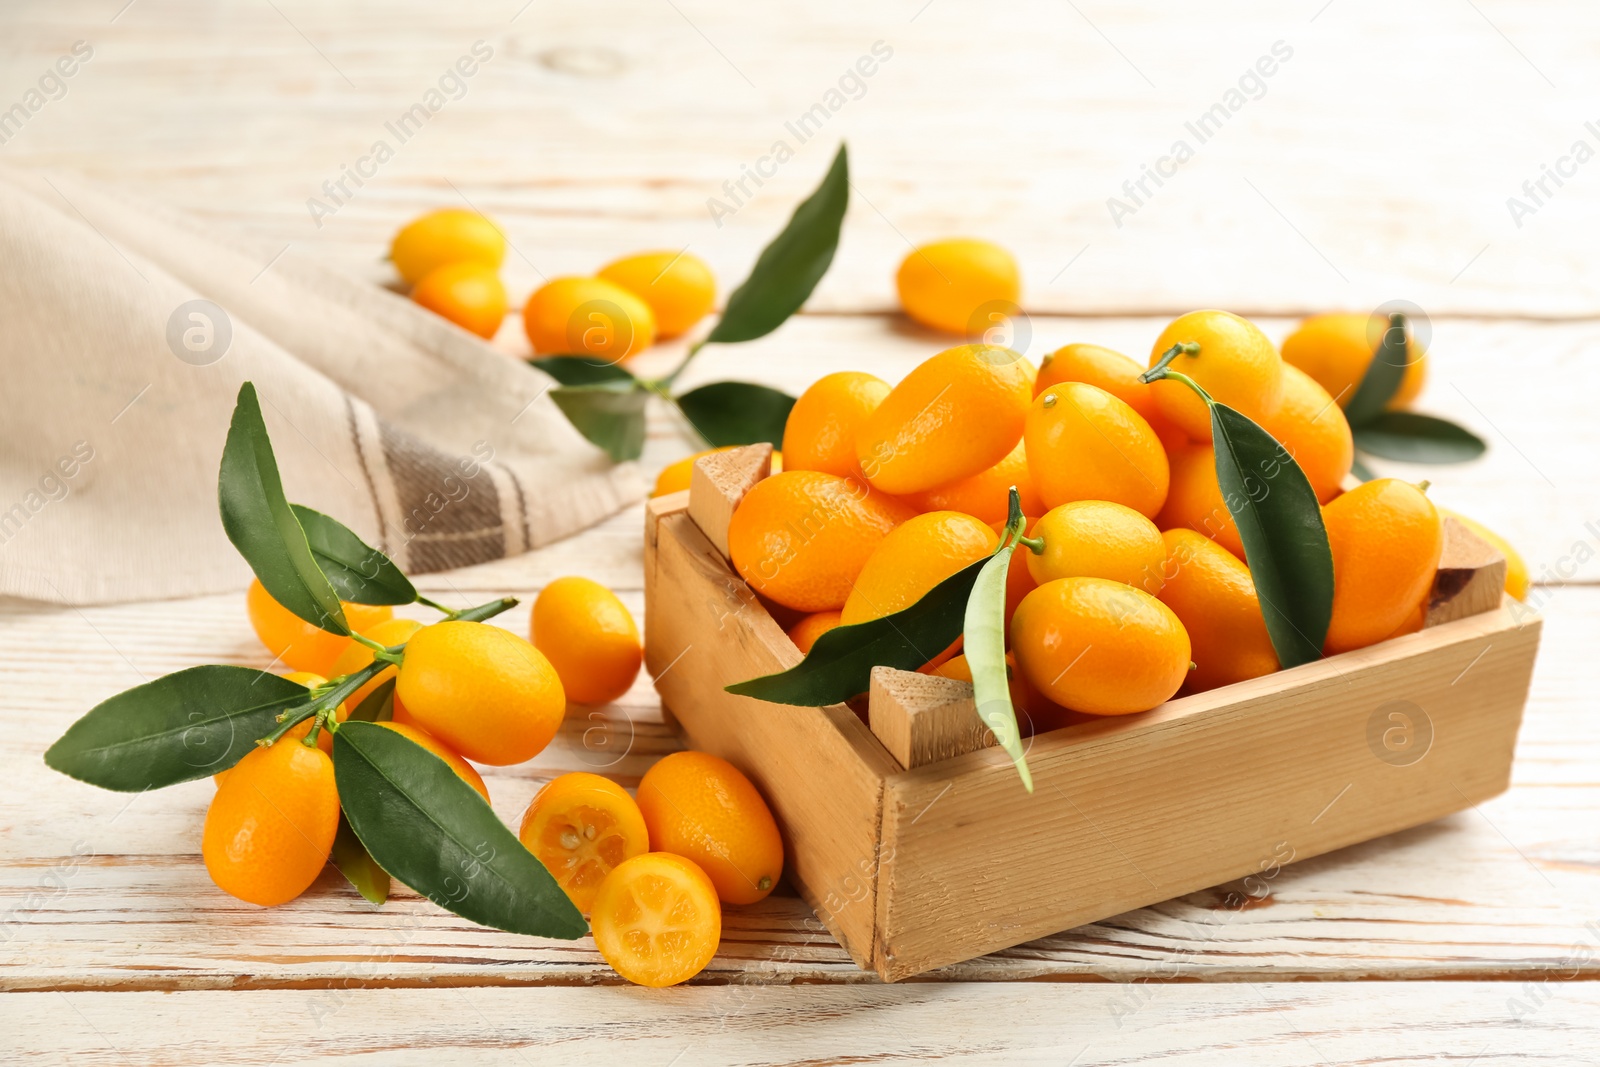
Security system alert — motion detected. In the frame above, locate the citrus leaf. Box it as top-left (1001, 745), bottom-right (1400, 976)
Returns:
top-left (44, 666), bottom-right (311, 791)
top-left (331, 813), bottom-right (390, 905)
top-left (1344, 313), bottom-right (1411, 428)
top-left (550, 384), bottom-right (649, 462)
top-left (529, 355), bottom-right (638, 387)
top-left (727, 555), bottom-right (984, 706)
top-left (219, 382), bottom-right (348, 634)
top-left (675, 381), bottom-right (796, 448)
top-left (1353, 412), bottom-right (1487, 464)
top-left (290, 504), bottom-right (416, 606)
top-left (963, 502), bottom-right (1032, 791)
top-left (347, 678), bottom-right (396, 724)
top-left (333, 722), bottom-right (586, 939)
top-left (705, 143), bottom-right (849, 345)
top-left (1211, 403), bottom-right (1334, 668)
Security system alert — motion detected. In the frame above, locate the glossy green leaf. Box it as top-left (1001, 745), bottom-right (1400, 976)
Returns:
top-left (347, 678), bottom-right (396, 724)
top-left (1211, 403), bottom-right (1334, 668)
top-left (1344, 313), bottom-right (1411, 428)
top-left (675, 381), bottom-right (797, 448)
top-left (963, 491), bottom-right (1032, 791)
top-left (727, 556), bottom-right (984, 706)
top-left (331, 813), bottom-right (390, 904)
top-left (705, 144), bottom-right (849, 345)
top-left (550, 384), bottom-right (649, 462)
top-left (529, 356), bottom-right (638, 387)
top-left (290, 505), bottom-right (416, 606)
top-left (333, 722), bottom-right (586, 939)
top-left (219, 382), bottom-right (348, 634)
top-left (44, 667), bottom-right (311, 791)
top-left (1353, 412), bottom-right (1487, 464)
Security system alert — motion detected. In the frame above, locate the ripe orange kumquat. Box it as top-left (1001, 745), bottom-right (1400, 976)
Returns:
top-left (520, 772), bottom-right (650, 913)
top-left (1156, 443), bottom-right (1246, 561)
top-left (1260, 364), bottom-right (1354, 504)
top-left (1035, 343), bottom-right (1182, 446)
top-left (377, 721), bottom-right (490, 803)
top-left (841, 510), bottom-right (998, 625)
top-left (783, 371), bottom-right (892, 480)
top-left (328, 616), bottom-right (424, 712)
top-left (598, 251), bottom-right (716, 339)
top-left (727, 470), bottom-right (915, 612)
top-left (787, 610), bottom-right (841, 653)
top-left (590, 852), bottom-right (721, 987)
top-left (1025, 500), bottom-right (1166, 595)
top-left (1156, 530), bottom-right (1279, 693)
top-left (1323, 479), bottom-right (1443, 654)
top-left (906, 439), bottom-right (1045, 524)
top-left (395, 621), bottom-right (565, 765)
top-left (531, 576), bottom-right (642, 706)
top-left (855, 344), bottom-right (1034, 496)
top-left (1011, 577), bottom-right (1191, 716)
top-left (1148, 310), bottom-right (1283, 442)
top-left (895, 238), bottom-right (1021, 335)
top-left (1025, 383), bottom-right (1170, 519)
top-left (637, 751), bottom-right (783, 906)
top-left (245, 578), bottom-right (393, 677)
top-left (933, 651), bottom-right (1068, 735)
top-left (1281, 313), bottom-right (1427, 412)
top-left (410, 261), bottom-right (508, 340)
top-left (390, 208), bottom-right (506, 286)
top-left (523, 276), bottom-right (656, 361)
top-left (202, 735), bottom-right (340, 907)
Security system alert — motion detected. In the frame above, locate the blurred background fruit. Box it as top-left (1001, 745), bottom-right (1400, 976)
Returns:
top-left (523, 276), bottom-right (656, 360)
top-left (409, 261), bottom-right (507, 339)
top-left (598, 250), bottom-right (716, 339)
top-left (896, 238), bottom-right (1020, 335)
top-left (389, 208), bottom-right (506, 286)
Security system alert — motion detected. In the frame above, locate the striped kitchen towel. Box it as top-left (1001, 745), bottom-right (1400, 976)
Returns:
top-left (0, 166), bottom-right (642, 605)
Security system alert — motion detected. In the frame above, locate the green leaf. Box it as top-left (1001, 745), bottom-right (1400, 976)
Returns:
top-left (529, 356), bottom-right (638, 387)
top-left (290, 505), bottom-right (416, 606)
top-left (550, 384), bottom-right (649, 462)
top-left (963, 491), bottom-right (1032, 792)
top-left (1353, 412), bottom-right (1487, 464)
top-left (44, 666), bottom-right (311, 791)
top-left (705, 144), bottom-right (849, 345)
top-left (333, 722), bottom-right (586, 939)
top-left (1350, 455), bottom-right (1378, 482)
top-left (1211, 404), bottom-right (1334, 668)
top-left (675, 381), bottom-right (797, 448)
top-left (727, 555), bottom-right (984, 706)
top-left (219, 382), bottom-right (348, 634)
top-left (331, 813), bottom-right (390, 904)
top-left (1344, 313), bottom-right (1411, 428)
top-left (347, 678), bottom-right (396, 723)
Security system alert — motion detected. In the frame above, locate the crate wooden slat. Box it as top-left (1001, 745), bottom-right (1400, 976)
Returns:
top-left (645, 449), bottom-right (1544, 981)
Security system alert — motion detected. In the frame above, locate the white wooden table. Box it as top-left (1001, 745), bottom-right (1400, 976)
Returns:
top-left (4, 1), bottom-right (1600, 1062)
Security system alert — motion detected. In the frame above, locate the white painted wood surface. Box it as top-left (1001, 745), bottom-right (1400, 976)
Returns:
top-left (4, 0), bottom-right (1600, 1059)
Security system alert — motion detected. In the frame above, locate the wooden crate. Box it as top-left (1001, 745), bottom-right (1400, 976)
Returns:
top-left (643, 447), bottom-right (1543, 982)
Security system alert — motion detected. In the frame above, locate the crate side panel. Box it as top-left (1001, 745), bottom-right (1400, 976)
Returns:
top-left (646, 510), bottom-right (895, 971)
top-left (874, 607), bottom-right (1542, 981)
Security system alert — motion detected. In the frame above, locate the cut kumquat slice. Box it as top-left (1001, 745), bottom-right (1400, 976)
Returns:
top-left (590, 852), bottom-right (720, 987)
top-left (519, 772), bottom-right (649, 914)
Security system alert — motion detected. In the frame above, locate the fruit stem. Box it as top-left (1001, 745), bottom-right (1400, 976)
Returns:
top-left (1138, 341), bottom-right (1200, 384)
top-left (1147, 368), bottom-right (1215, 406)
top-left (1017, 535), bottom-right (1046, 555)
top-left (417, 595), bottom-right (460, 618)
top-left (453, 596), bottom-right (519, 623)
top-left (1417, 479), bottom-right (1432, 495)
top-left (656, 341), bottom-right (705, 392)
top-left (352, 632), bottom-right (404, 664)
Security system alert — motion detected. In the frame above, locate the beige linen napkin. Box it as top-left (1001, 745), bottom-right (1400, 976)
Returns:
top-left (0, 167), bottom-right (642, 605)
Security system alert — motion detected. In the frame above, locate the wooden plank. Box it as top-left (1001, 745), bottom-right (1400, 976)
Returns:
top-left (867, 666), bottom-right (989, 770)
top-left (1430, 516), bottom-right (1510, 626)
top-left (687, 443), bottom-right (771, 561)
top-left (10, 984), bottom-right (1600, 1065)
top-left (1, 589), bottom-right (1596, 990)
top-left (6, 2), bottom-right (1600, 318)
top-left (644, 500), bottom-right (897, 972)
top-left (874, 604), bottom-right (1542, 981)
